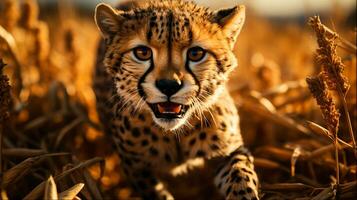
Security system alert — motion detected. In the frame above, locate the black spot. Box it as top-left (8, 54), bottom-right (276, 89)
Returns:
top-left (241, 197), bottom-right (247, 200)
top-left (138, 114), bottom-right (145, 121)
top-left (150, 15), bottom-right (157, 21)
top-left (125, 140), bottom-right (135, 147)
top-left (141, 139), bottom-right (149, 146)
top-left (211, 135), bottom-right (219, 141)
top-left (206, 86), bottom-right (214, 95)
top-left (199, 132), bottom-right (207, 140)
top-left (111, 66), bottom-right (119, 73)
top-left (184, 18), bottom-right (189, 26)
top-left (216, 107), bottom-right (223, 115)
top-left (242, 168), bottom-right (253, 175)
top-left (118, 143), bottom-right (126, 151)
top-left (221, 169), bottom-right (229, 178)
top-left (149, 147), bottom-right (159, 156)
top-left (131, 128), bottom-right (141, 137)
top-left (233, 190), bottom-right (238, 196)
top-left (253, 179), bottom-right (257, 186)
top-left (220, 122), bottom-right (226, 130)
top-left (247, 187), bottom-right (253, 193)
top-left (238, 190), bottom-right (246, 195)
top-left (108, 52), bottom-right (114, 59)
top-left (234, 176), bottom-right (242, 183)
top-left (143, 127), bottom-right (151, 135)
top-left (225, 185), bottom-right (232, 196)
top-left (120, 85), bottom-right (125, 90)
top-left (124, 117), bottom-right (131, 130)
top-left (217, 182), bottom-right (222, 189)
top-left (189, 138), bottom-right (196, 146)
top-left (210, 144), bottom-right (219, 150)
top-left (188, 30), bottom-right (193, 43)
top-left (231, 169), bottom-right (240, 178)
top-left (150, 21), bottom-right (156, 27)
top-left (230, 158), bottom-right (242, 166)
top-left (115, 114), bottom-right (123, 121)
top-left (119, 126), bottom-right (125, 134)
top-left (147, 31), bottom-right (153, 41)
top-left (151, 134), bottom-right (158, 142)
top-left (123, 157), bottom-right (132, 166)
top-left (164, 153), bottom-right (172, 162)
top-left (162, 136), bottom-right (170, 143)
top-left (196, 150), bottom-right (205, 157)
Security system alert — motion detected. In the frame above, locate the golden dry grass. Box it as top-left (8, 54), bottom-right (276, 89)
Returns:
top-left (0, 0), bottom-right (356, 199)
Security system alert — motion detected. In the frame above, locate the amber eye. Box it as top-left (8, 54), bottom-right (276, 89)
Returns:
top-left (133, 46), bottom-right (152, 61)
top-left (187, 47), bottom-right (206, 62)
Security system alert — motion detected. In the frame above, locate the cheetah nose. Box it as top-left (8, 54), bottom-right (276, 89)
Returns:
top-left (155, 79), bottom-right (183, 97)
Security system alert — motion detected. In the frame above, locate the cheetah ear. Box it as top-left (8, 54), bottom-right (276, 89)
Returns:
top-left (95, 3), bottom-right (123, 40)
top-left (213, 5), bottom-right (245, 48)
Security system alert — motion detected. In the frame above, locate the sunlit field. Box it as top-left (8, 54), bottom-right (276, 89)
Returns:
top-left (0, 0), bottom-right (356, 199)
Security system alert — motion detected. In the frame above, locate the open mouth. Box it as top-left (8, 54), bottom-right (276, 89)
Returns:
top-left (149, 102), bottom-right (188, 119)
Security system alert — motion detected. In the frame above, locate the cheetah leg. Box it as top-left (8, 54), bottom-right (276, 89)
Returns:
top-left (214, 146), bottom-right (259, 200)
top-left (124, 166), bottom-right (174, 200)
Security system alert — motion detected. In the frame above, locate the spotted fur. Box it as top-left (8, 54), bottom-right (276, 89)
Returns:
top-left (93, 0), bottom-right (259, 199)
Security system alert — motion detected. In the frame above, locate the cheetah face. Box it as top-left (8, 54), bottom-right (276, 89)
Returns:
top-left (95, 1), bottom-right (245, 131)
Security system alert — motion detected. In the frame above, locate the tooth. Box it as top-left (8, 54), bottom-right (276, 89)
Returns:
top-left (173, 105), bottom-right (182, 114)
top-left (157, 104), bottom-right (182, 114)
top-left (158, 104), bottom-right (165, 113)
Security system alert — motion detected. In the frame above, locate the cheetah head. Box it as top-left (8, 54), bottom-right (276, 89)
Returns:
top-left (95, 0), bottom-right (245, 131)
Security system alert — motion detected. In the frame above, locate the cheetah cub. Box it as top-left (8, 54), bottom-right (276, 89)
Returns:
top-left (94, 0), bottom-right (259, 199)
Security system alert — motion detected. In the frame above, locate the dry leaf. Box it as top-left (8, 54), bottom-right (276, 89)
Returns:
top-left (44, 176), bottom-right (58, 200)
top-left (58, 183), bottom-right (84, 200)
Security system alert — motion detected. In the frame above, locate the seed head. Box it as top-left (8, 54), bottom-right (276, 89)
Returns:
top-left (306, 75), bottom-right (340, 134)
top-left (309, 16), bottom-right (349, 95)
top-left (0, 59), bottom-right (12, 122)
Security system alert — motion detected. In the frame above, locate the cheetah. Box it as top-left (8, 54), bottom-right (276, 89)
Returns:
top-left (93, 0), bottom-right (259, 199)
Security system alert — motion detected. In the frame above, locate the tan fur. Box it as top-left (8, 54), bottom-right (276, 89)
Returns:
top-left (93, 1), bottom-right (259, 199)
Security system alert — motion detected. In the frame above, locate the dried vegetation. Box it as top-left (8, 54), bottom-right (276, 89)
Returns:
top-left (0, 0), bottom-right (356, 199)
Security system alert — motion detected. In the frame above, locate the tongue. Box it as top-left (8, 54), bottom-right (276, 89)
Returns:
top-left (157, 102), bottom-right (182, 114)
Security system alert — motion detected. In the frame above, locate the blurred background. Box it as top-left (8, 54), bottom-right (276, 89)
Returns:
top-left (37, 0), bottom-right (356, 17)
top-left (0, 0), bottom-right (356, 199)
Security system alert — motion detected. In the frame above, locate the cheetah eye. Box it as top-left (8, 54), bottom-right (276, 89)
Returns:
top-left (133, 46), bottom-right (152, 61)
top-left (187, 46), bottom-right (206, 62)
